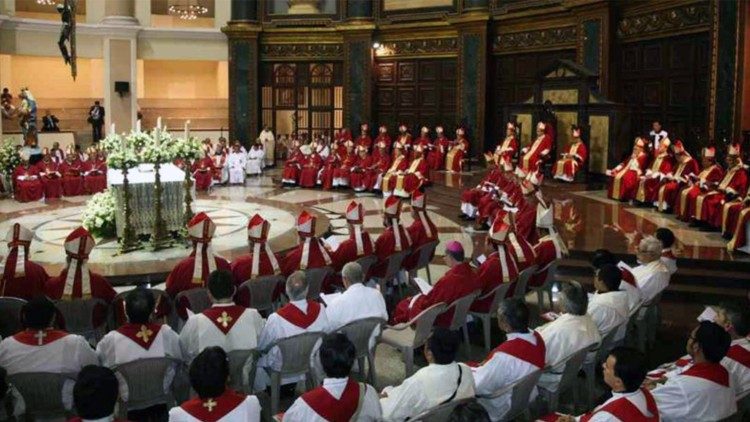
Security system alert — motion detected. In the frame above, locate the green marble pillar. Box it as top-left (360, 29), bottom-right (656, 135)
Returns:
top-left (343, 30), bottom-right (374, 129)
top-left (711, 0), bottom-right (741, 140)
top-left (223, 25), bottom-right (260, 146)
top-left (347, 0), bottom-right (372, 19)
top-left (463, 0), bottom-right (488, 11)
top-left (456, 19), bottom-right (489, 153)
top-left (231, 0), bottom-right (258, 21)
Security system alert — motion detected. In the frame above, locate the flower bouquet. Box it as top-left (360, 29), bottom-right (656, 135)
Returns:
top-left (82, 190), bottom-right (117, 239)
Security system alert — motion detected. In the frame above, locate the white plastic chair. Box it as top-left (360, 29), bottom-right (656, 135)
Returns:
top-left (538, 345), bottom-right (591, 413)
top-left (113, 357), bottom-right (183, 415)
top-left (408, 240), bottom-right (440, 284)
top-left (304, 267), bottom-right (333, 299)
top-left (513, 265), bottom-right (538, 300)
top-left (469, 282), bottom-right (513, 352)
top-left (238, 275), bottom-right (284, 314)
top-left (54, 297), bottom-right (109, 343)
top-left (8, 372), bottom-right (76, 419)
top-left (372, 249), bottom-right (411, 298)
top-left (530, 261), bottom-right (559, 311)
top-left (380, 302), bottom-right (446, 376)
top-left (175, 287), bottom-right (212, 319)
top-left (227, 349), bottom-right (257, 394)
top-left (0, 297), bottom-right (26, 338)
top-left (582, 326), bottom-right (621, 409)
top-left (265, 331), bottom-right (325, 415)
top-left (410, 397), bottom-right (476, 422)
top-left (337, 317), bottom-right (386, 385)
top-left (477, 369), bottom-right (543, 422)
top-left (445, 290), bottom-right (481, 348)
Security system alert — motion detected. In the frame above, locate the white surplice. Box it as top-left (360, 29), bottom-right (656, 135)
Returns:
top-left (259, 129), bottom-right (275, 167)
top-left (651, 362), bottom-right (736, 422)
top-left (0, 331), bottom-right (99, 409)
top-left (380, 362), bottom-right (475, 422)
top-left (96, 324), bottom-right (182, 402)
top-left (325, 283), bottom-right (388, 350)
top-left (179, 303), bottom-right (266, 363)
top-left (255, 300), bottom-right (330, 389)
top-left (246, 148), bottom-right (264, 175)
top-left (536, 313), bottom-right (601, 392)
top-left (283, 377), bottom-right (383, 422)
top-left (473, 330), bottom-right (544, 421)
top-left (722, 337), bottom-right (750, 398)
top-left (227, 152), bottom-right (247, 184)
top-left (168, 395), bottom-right (261, 422)
top-left (631, 260), bottom-right (670, 304)
top-left (578, 389), bottom-right (658, 422)
top-left (619, 279), bottom-right (643, 316)
top-left (588, 291), bottom-right (630, 342)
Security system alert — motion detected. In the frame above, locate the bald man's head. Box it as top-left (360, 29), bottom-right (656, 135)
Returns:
top-left (286, 271), bottom-right (308, 301)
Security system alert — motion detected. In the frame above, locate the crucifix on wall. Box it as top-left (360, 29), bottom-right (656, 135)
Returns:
top-left (56, 0), bottom-right (77, 80)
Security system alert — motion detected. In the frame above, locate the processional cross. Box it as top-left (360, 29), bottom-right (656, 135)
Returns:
top-left (56, 0), bottom-right (77, 80)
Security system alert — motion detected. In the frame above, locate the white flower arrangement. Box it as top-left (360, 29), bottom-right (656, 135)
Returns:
top-left (139, 130), bottom-right (176, 163)
top-left (82, 190), bottom-right (117, 239)
top-left (100, 132), bottom-right (124, 153)
top-left (171, 136), bottom-right (203, 161)
top-left (126, 131), bottom-right (152, 152)
top-left (0, 139), bottom-right (22, 177)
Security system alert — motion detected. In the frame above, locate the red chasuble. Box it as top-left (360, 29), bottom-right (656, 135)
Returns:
top-left (484, 331), bottom-right (546, 368)
top-left (276, 300), bottom-right (321, 329)
top-left (580, 388), bottom-right (658, 422)
top-left (180, 389), bottom-right (246, 422)
top-left (116, 323), bottom-right (163, 350)
top-left (300, 378), bottom-right (361, 422)
top-left (202, 305), bottom-right (246, 334)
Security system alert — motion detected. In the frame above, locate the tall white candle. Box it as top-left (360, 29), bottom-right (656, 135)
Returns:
top-left (184, 120), bottom-right (191, 140)
top-left (157, 116), bottom-right (162, 130)
top-left (109, 123), bottom-right (115, 135)
top-left (136, 119), bottom-right (141, 133)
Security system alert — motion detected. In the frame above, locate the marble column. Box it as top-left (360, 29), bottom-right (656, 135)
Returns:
top-left (223, 1), bottom-right (260, 145)
top-left (101, 1), bottom-right (139, 136)
top-left (454, 13), bottom-right (489, 153)
top-left (709, 0), bottom-right (742, 140)
top-left (574, 4), bottom-right (611, 96)
top-left (341, 27), bottom-right (374, 129)
top-left (346, 0), bottom-right (372, 19)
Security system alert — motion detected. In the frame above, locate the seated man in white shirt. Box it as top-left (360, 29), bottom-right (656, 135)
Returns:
top-left (589, 264), bottom-right (630, 343)
top-left (73, 365), bottom-right (122, 422)
top-left (284, 333), bottom-right (382, 421)
top-left (714, 301), bottom-right (750, 398)
top-left (537, 281), bottom-right (602, 393)
top-left (557, 347), bottom-right (658, 421)
top-left (325, 262), bottom-right (388, 351)
top-left (591, 249), bottom-right (641, 315)
top-left (180, 269), bottom-right (266, 363)
top-left (473, 298), bottom-right (546, 421)
top-left (255, 270), bottom-right (330, 391)
top-left (631, 236), bottom-right (670, 305)
top-left (380, 328), bottom-right (475, 421)
top-left (169, 346), bottom-right (261, 421)
top-left (655, 227), bottom-right (677, 276)
top-left (0, 297), bottom-right (98, 410)
top-left (97, 288), bottom-right (182, 420)
top-left (650, 321), bottom-right (736, 422)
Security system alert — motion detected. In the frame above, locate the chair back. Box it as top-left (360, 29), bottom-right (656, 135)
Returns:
top-left (411, 397), bottom-right (476, 422)
top-left (338, 317), bottom-right (386, 358)
top-left (239, 275), bottom-right (284, 313)
top-left (111, 288), bottom-right (174, 327)
top-left (382, 249), bottom-right (411, 282)
top-left (478, 282), bottom-right (513, 316)
top-left (114, 357), bottom-right (179, 411)
top-left (175, 288), bottom-right (212, 315)
top-left (556, 346), bottom-right (590, 393)
top-left (304, 267), bottom-right (333, 299)
top-left (54, 297), bottom-right (108, 340)
top-left (0, 297), bottom-right (26, 338)
top-left (354, 255), bottom-right (378, 279)
top-left (447, 290), bottom-right (481, 331)
top-left (413, 240), bottom-right (439, 272)
top-left (227, 349), bottom-right (257, 393)
top-left (412, 302), bottom-right (447, 348)
top-left (270, 331), bottom-right (325, 376)
top-left (8, 372), bottom-right (74, 419)
top-left (594, 326), bottom-right (620, 363)
top-left (503, 369), bottom-right (544, 421)
top-left (513, 265), bottom-right (538, 300)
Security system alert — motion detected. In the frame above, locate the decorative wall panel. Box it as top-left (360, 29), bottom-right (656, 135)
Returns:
top-left (493, 27), bottom-right (576, 53)
top-left (617, 2), bottom-right (710, 41)
top-left (374, 38), bottom-right (458, 58)
top-left (260, 43), bottom-right (344, 61)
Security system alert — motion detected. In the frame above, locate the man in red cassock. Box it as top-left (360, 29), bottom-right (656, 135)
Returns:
top-left (445, 127), bottom-right (469, 173)
top-left (516, 122), bottom-right (552, 181)
top-left (552, 125), bottom-right (587, 183)
top-left (350, 146), bottom-right (373, 193)
top-left (396, 124), bottom-right (412, 157)
top-left (427, 126), bottom-right (450, 170)
top-left (375, 125), bottom-right (392, 153)
top-left (37, 148), bottom-right (63, 199)
top-left (165, 213), bottom-right (231, 317)
top-left (656, 140), bottom-right (699, 213)
top-left (392, 145), bottom-right (429, 198)
top-left (635, 137), bottom-right (674, 206)
top-left (368, 141), bottom-right (392, 192)
top-left (380, 142), bottom-right (409, 196)
top-left (83, 148), bottom-right (107, 194)
top-left (297, 145), bottom-right (322, 188)
top-left (470, 213), bottom-right (518, 312)
top-left (693, 143), bottom-right (748, 230)
top-left (44, 227), bottom-right (116, 327)
top-left (529, 199), bottom-right (568, 288)
top-left (727, 194), bottom-right (750, 253)
top-left (318, 140), bottom-right (344, 190)
top-left (281, 140), bottom-right (302, 186)
top-left (281, 211), bottom-right (333, 277)
top-left (392, 240), bottom-right (480, 327)
top-left (192, 149), bottom-right (214, 191)
top-left (13, 151), bottom-right (44, 202)
top-left (371, 196), bottom-right (412, 279)
top-left (723, 189), bottom-right (750, 240)
top-left (675, 147), bottom-right (723, 221)
top-left (332, 141), bottom-right (357, 188)
top-left (485, 122), bottom-right (518, 174)
top-left (357, 123), bottom-right (372, 151)
top-left (231, 214), bottom-right (282, 307)
top-left (59, 149), bottom-right (85, 196)
top-left (326, 201), bottom-right (375, 290)
top-left (1, 223), bottom-right (48, 300)
top-left (607, 137), bottom-right (650, 201)
top-left (404, 190), bottom-right (438, 273)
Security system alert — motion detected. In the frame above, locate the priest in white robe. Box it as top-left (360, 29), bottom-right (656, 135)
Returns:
top-left (259, 126), bottom-right (276, 168)
top-left (473, 298), bottom-right (546, 421)
top-left (245, 143), bottom-right (264, 176)
top-left (325, 262), bottom-right (388, 351)
top-left (631, 236), bottom-right (671, 304)
top-left (650, 321), bottom-right (736, 422)
top-left (588, 264), bottom-right (630, 343)
top-left (714, 302), bottom-right (750, 398)
top-left (179, 269), bottom-right (265, 363)
top-left (96, 289), bottom-right (182, 405)
top-left (283, 333), bottom-right (382, 421)
top-left (227, 143), bottom-right (247, 185)
top-left (255, 271), bottom-right (330, 390)
top-left (536, 281), bottom-right (601, 392)
top-left (380, 328), bottom-right (475, 421)
top-left (0, 297), bottom-right (98, 410)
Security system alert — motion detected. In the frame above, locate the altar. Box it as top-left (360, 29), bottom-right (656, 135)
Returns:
top-left (107, 164), bottom-right (191, 237)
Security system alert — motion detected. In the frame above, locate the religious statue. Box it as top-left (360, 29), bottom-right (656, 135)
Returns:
top-left (17, 88), bottom-right (37, 146)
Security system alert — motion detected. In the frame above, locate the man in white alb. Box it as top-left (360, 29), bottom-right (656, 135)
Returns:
top-left (631, 236), bottom-right (671, 305)
top-left (227, 142), bottom-right (247, 185)
top-left (714, 302), bottom-right (750, 398)
top-left (259, 126), bottom-right (276, 168)
top-left (588, 264), bottom-right (630, 343)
